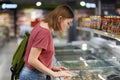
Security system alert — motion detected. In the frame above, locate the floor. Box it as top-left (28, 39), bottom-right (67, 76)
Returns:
top-left (0, 38), bottom-right (18, 80)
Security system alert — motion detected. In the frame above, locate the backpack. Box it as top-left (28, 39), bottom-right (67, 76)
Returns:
top-left (10, 32), bottom-right (30, 80)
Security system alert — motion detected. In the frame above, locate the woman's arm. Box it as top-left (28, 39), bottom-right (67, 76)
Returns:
top-left (28, 47), bottom-right (56, 76)
top-left (28, 47), bottom-right (72, 78)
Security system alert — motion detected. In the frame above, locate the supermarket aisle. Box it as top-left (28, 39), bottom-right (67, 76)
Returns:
top-left (0, 38), bottom-right (18, 80)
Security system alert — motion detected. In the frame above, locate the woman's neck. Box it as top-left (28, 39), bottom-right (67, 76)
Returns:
top-left (40, 21), bottom-right (50, 30)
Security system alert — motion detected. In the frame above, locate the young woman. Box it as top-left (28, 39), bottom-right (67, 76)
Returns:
top-left (19, 4), bottom-right (74, 80)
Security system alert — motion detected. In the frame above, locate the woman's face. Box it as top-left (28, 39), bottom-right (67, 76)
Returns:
top-left (60, 18), bottom-right (73, 30)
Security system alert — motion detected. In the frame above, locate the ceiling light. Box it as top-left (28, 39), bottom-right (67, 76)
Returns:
top-left (86, 3), bottom-right (96, 8)
top-left (36, 2), bottom-right (42, 6)
top-left (80, 1), bottom-right (86, 6)
top-left (2, 3), bottom-right (17, 9)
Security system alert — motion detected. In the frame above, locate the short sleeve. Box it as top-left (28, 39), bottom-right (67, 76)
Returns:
top-left (32, 31), bottom-right (50, 50)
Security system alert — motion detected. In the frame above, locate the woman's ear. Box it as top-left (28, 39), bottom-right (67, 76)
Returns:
top-left (58, 16), bottom-right (63, 23)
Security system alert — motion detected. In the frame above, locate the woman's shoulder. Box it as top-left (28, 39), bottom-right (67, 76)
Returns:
top-left (32, 24), bottom-right (51, 36)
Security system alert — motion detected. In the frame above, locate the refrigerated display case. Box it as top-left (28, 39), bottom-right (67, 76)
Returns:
top-left (54, 38), bottom-right (120, 80)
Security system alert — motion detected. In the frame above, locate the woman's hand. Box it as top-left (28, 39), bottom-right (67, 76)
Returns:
top-left (52, 66), bottom-right (68, 71)
top-left (54, 70), bottom-right (72, 78)
top-left (52, 66), bottom-right (72, 80)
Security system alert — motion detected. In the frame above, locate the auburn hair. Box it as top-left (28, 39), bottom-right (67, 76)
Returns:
top-left (43, 4), bottom-right (74, 31)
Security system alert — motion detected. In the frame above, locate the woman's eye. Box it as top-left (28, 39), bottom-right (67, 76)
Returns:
top-left (68, 23), bottom-right (70, 25)
top-left (68, 22), bottom-right (72, 26)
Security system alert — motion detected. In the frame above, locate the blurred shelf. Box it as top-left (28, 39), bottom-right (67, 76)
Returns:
top-left (77, 27), bottom-right (120, 41)
top-left (93, 29), bottom-right (120, 41)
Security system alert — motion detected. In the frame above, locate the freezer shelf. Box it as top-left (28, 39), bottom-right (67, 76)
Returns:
top-left (54, 40), bottom-right (120, 80)
top-left (58, 60), bottom-right (120, 80)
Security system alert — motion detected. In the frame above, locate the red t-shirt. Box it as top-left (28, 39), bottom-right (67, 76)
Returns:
top-left (24, 23), bottom-right (54, 69)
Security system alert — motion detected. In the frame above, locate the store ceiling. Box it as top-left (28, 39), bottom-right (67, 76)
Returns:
top-left (5, 0), bottom-right (86, 4)
top-left (0, 0), bottom-right (78, 9)
top-left (0, 0), bottom-right (118, 5)
top-left (1, 0), bottom-right (82, 4)
top-left (0, 0), bottom-right (97, 9)
top-left (1, 0), bottom-right (118, 9)
top-left (11, 0), bottom-right (75, 4)
top-left (0, 0), bottom-right (76, 9)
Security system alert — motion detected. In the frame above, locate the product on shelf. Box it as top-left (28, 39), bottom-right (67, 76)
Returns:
top-left (78, 16), bottom-right (120, 36)
top-left (90, 16), bottom-right (101, 29)
top-left (81, 17), bottom-right (91, 28)
top-left (101, 16), bottom-right (109, 32)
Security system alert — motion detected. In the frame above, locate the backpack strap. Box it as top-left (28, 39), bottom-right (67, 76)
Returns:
top-left (10, 64), bottom-right (17, 80)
